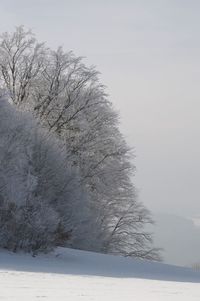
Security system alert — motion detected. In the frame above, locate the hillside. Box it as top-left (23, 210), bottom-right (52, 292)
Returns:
top-left (153, 212), bottom-right (200, 266)
top-left (1, 247), bottom-right (200, 300)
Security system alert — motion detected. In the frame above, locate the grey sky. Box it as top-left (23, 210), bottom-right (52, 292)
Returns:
top-left (0, 0), bottom-right (200, 218)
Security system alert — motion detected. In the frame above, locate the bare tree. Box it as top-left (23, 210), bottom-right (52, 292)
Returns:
top-left (0, 26), bottom-right (45, 105)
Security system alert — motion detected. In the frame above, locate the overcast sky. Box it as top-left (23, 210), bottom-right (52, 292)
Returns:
top-left (1, 0), bottom-right (200, 219)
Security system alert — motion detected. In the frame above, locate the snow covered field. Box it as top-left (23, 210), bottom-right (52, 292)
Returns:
top-left (1, 247), bottom-right (200, 300)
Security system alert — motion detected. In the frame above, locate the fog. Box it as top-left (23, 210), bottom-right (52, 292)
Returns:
top-left (0, 1), bottom-right (200, 220)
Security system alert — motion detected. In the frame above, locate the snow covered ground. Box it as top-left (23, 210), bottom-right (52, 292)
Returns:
top-left (0, 247), bottom-right (200, 300)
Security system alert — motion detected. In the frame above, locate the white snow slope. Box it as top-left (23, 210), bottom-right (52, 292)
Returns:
top-left (0, 247), bottom-right (200, 300)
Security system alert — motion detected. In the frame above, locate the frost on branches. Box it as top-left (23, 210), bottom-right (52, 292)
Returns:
top-left (0, 26), bottom-right (161, 260)
top-left (0, 99), bottom-right (92, 253)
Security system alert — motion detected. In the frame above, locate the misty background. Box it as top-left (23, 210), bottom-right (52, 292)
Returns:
top-left (0, 0), bottom-right (200, 266)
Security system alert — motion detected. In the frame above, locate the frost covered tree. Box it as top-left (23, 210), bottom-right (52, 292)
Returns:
top-left (0, 98), bottom-right (96, 253)
top-left (0, 27), bottom-right (161, 260)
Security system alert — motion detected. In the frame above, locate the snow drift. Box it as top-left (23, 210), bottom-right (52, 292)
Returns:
top-left (0, 247), bottom-right (200, 301)
top-left (1, 247), bottom-right (200, 283)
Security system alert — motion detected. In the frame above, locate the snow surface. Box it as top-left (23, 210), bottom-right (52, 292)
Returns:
top-left (0, 247), bottom-right (200, 300)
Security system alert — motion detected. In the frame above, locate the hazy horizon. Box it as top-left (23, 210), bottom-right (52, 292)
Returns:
top-left (0, 0), bottom-right (200, 219)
